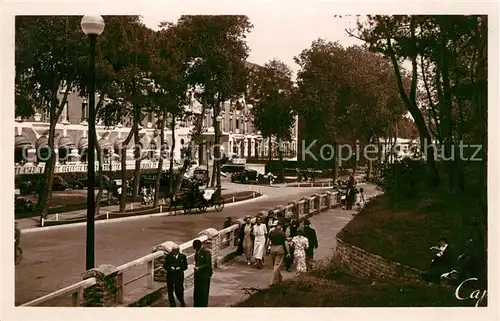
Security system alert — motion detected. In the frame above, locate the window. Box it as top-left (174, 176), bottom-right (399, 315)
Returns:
top-left (236, 119), bottom-right (240, 130)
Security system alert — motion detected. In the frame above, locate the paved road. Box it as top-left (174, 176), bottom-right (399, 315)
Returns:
top-left (15, 183), bottom-right (333, 305)
top-left (152, 184), bottom-right (379, 307)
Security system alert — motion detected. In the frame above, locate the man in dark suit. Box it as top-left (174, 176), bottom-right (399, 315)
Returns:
top-left (303, 219), bottom-right (318, 270)
top-left (163, 244), bottom-right (188, 307)
top-left (423, 237), bottom-right (455, 284)
top-left (193, 239), bottom-right (213, 307)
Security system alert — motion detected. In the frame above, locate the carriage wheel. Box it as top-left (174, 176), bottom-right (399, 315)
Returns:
top-left (198, 203), bottom-right (208, 213)
top-left (214, 199), bottom-right (225, 212)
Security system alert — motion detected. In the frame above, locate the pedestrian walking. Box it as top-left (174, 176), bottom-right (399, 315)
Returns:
top-left (346, 174), bottom-right (356, 210)
top-left (291, 229), bottom-right (309, 273)
top-left (238, 216), bottom-right (254, 265)
top-left (163, 244), bottom-right (188, 307)
top-left (193, 239), bottom-right (213, 307)
top-left (266, 221), bottom-right (291, 285)
top-left (303, 219), bottom-right (318, 270)
top-left (252, 216), bottom-right (267, 269)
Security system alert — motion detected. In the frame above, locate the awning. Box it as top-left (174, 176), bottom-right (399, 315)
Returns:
top-left (58, 136), bottom-right (75, 149)
top-left (78, 137), bottom-right (88, 149)
top-left (35, 136), bottom-right (48, 149)
top-left (15, 135), bottom-right (33, 149)
top-left (98, 138), bottom-right (112, 150)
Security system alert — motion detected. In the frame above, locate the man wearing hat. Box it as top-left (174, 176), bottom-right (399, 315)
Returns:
top-left (303, 219), bottom-right (318, 270)
top-left (163, 244), bottom-right (188, 307)
top-left (266, 221), bottom-right (291, 285)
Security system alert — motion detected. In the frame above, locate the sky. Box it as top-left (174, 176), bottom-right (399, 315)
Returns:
top-left (141, 14), bottom-right (365, 76)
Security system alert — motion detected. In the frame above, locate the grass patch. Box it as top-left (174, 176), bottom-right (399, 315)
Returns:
top-left (337, 191), bottom-right (486, 272)
top-left (235, 259), bottom-right (484, 307)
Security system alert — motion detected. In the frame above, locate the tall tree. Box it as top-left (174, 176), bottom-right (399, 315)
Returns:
top-left (294, 40), bottom-right (407, 181)
top-left (176, 15), bottom-right (253, 189)
top-left (247, 59), bottom-right (296, 182)
top-left (148, 22), bottom-right (190, 206)
top-left (15, 16), bottom-right (87, 219)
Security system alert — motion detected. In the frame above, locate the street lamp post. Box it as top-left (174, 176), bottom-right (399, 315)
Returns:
top-left (81, 15), bottom-right (105, 271)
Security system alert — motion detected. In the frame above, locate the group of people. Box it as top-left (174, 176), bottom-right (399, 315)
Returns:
top-left (161, 213), bottom-right (319, 307)
top-left (140, 186), bottom-right (155, 205)
top-left (237, 211), bottom-right (319, 285)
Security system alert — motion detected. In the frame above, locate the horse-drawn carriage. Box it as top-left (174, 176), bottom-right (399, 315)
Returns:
top-left (172, 184), bottom-right (225, 214)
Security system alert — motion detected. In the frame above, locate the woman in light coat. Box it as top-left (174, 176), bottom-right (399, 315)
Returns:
top-left (252, 216), bottom-right (267, 269)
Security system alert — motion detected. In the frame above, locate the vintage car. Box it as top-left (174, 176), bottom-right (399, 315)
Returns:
top-left (231, 168), bottom-right (258, 184)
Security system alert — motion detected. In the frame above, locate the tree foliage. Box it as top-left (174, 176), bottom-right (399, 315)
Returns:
top-left (294, 39), bottom-right (408, 178)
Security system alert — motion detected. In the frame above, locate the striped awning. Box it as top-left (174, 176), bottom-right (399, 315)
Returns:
top-left (58, 136), bottom-right (75, 149)
top-left (15, 135), bottom-right (33, 149)
top-left (98, 138), bottom-right (112, 150)
top-left (35, 136), bottom-right (48, 149)
top-left (78, 137), bottom-right (88, 149)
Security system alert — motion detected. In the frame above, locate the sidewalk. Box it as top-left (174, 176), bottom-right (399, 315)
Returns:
top-left (152, 185), bottom-right (379, 307)
top-left (15, 201), bottom-right (148, 230)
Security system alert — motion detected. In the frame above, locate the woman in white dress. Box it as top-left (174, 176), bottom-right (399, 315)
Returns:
top-left (291, 229), bottom-right (309, 273)
top-left (252, 216), bottom-right (268, 269)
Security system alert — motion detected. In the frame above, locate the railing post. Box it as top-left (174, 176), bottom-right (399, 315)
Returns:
top-left (198, 228), bottom-right (220, 268)
top-left (146, 259), bottom-right (154, 289)
top-left (151, 241), bottom-right (177, 282)
top-left (81, 264), bottom-right (119, 307)
top-left (71, 289), bottom-right (82, 306)
top-left (308, 197), bottom-right (314, 215)
top-left (117, 272), bottom-right (124, 304)
top-left (326, 191), bottom-right (332, 209)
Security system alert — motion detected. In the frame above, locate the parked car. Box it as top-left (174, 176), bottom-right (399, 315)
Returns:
top-left (231, 169), bottom-right (258, 184)
top-left (192, 168), bottom-right (209, 185)
top-left (52, 175), bottom-right (70, 191)
top-left (220, 164), bottom-right (245, 174)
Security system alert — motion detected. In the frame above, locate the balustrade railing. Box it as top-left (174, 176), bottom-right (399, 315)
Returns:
top-left (21, 190), bottom-right (342, 307)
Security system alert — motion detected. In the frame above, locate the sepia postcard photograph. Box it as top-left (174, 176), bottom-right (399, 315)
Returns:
top-left (1, 1), bottom-right (499, 321)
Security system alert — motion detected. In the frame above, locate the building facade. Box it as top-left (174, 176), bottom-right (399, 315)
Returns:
top-left (14, 65), bottom-right (299, 174)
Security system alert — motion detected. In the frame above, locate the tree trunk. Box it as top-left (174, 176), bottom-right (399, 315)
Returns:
top-left (94, 132), bottom-right (105, 215)
top-left (437, 22), bottom-right (455, 193)
top-left (38, 119), bottom-right (57, 220)
top-left (119, 123), bottom-right (138, 212)
top-left (268, 137), bottom-right (272, 161)
top-left (154, 115), bottom-right (166, 207)
top-left (386, 33), bottom-right (439, 188)
top-left (38, 84), bottom-right (72, 219)
top-left (169, 114), bottom-right (176, 200)
top-left (214, 100), bottom-right (222, 188)
top-left (132, 127), bottom-right (141, 200)
top-left (331, 142), bottom-right (338, 185)
top-left (278, 139), bottom-right (285, 183)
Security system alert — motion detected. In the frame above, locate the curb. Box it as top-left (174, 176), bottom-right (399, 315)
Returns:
top-left (21, 194), bottom-right (268, 234)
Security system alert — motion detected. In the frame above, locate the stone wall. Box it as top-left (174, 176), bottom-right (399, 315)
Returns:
top-left (336, 238), bottom-right (422, 284)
